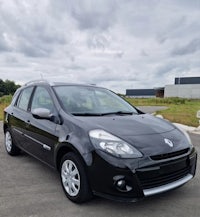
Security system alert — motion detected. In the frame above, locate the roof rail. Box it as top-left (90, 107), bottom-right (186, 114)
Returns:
top-left (24, 79), bottom-right (49, 86)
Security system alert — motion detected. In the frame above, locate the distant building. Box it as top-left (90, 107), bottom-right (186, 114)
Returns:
top-left (126, 76), bottom-right (200, 99)
top-left (175, 77), bottom-right (200, 85)
top-left (126, 89), bottom-right (156, 98)
top-left (126, 87), bottom-right (164, 98)
top-left (165, 77), bottom-right (200, 99)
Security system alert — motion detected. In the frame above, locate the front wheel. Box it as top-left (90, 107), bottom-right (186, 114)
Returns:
top-left (4, 129), bottom-right (20, 156)
top-left (60, 152), bottom-right (92, 203)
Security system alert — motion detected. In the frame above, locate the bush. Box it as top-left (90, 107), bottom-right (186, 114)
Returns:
top-left (0, 95), bottom-right (12, 104)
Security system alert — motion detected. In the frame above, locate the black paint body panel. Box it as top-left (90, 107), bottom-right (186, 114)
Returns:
top-left (3, 81), bottom-right (197, 201)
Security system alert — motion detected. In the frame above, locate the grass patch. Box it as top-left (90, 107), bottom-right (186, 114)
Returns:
top-left (0, 95), bottom-right (12, 120)
top-left (125, 97), bottom-right (200, 127)
top-left (126, 97), bottom-right (187, 106)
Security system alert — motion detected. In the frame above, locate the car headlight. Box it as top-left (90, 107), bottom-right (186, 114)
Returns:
top-left (89, 129), bottom-right (143, 158)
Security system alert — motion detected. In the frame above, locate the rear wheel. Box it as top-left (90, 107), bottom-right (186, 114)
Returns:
top-left (60, 152), bottom-right (92, 203)
top-left (4, 129), bottom-right (20, 156)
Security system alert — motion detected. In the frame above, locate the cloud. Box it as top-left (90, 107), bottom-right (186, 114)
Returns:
top-left (0, 33), bottom-right (11, 52)
top-left (171, 38), bottom-right (200, 56)
top-left (0, 0), bottom-right (199, 93)
top-left (66, 0), bottom-right (117, 30)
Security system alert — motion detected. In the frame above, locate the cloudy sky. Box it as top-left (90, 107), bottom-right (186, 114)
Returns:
top-left (0, 0), bottom-right (199, 93)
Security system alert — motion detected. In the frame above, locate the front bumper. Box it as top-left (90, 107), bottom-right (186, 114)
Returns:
top-left (143, 174), bottom-right (193, 196)
top-left (88, 148), bottom-right (197, 202)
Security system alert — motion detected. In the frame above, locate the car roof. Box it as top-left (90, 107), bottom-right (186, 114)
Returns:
top-left (22, 80), bottom-right (102, 89)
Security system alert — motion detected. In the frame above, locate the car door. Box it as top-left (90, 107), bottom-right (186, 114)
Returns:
top-left (9, 86), bottom-right (34, 149)
top-left (23, 86), bottom-right (58, 166)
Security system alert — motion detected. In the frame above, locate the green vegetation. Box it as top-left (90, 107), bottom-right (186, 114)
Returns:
top-left (126, 97), bottom-right (187, 106)
top-left (0, 79), bottom-right (20, 120)
top-left (125, 97), bottom-right (200, 127)
top-left (0, 79), bottom-right (20, 97)
top-left (0, 95), bottom-right (12, 120)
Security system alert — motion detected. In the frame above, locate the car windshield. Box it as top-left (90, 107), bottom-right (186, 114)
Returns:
top-left (53, 85), bottom-right (138, 116)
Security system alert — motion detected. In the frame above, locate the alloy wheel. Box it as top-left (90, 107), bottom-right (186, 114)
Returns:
top-left (61, 159), bottom-right (80, 197)
top-left (5, 131), bottom-right (12, 153)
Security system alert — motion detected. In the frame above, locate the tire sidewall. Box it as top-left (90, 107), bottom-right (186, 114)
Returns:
top-left (5, 129), bottom-right (13, 154)
top-left (4, 128), bottom-right (20, 156)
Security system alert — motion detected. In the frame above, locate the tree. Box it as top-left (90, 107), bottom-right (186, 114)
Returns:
top-left (0, 79), bottom-right (21, 97)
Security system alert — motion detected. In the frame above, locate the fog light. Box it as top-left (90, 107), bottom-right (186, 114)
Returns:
top-left (117, 180), bottom-right (126, 188)
top-left (113, 176), bottom-right (133, 192)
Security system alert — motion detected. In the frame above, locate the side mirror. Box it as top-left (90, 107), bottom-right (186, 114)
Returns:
top-left (32, 108), bottom-right (53, 120)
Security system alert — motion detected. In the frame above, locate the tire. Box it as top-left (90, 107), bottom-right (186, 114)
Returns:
top-left (60, 152), bottom-right (92, 203)
top-left (4, 129), bottom-right (20, 156)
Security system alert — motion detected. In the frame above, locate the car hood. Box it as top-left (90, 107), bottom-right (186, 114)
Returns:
top-left (74, 114), bottom-right (189, 156)
top-left (75, 114), bottom-right (175, 136)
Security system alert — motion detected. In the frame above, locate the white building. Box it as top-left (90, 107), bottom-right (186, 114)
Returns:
top-left (164, 84), bottom-right (200, 99)
top-left (164, 77), bottom-right (200, 99)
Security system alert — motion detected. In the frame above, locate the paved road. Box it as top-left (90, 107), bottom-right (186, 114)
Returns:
top-left (0, 122), bottom-right (199, 217)
top-left (137, 106), bottom-right (168, 114)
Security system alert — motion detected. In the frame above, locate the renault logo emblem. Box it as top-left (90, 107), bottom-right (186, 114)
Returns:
top-left (164, 138), bottom-right (173, 147)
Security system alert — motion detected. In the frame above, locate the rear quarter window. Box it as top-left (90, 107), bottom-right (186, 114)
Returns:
top-left (16, 87), bottom-right (34, 111)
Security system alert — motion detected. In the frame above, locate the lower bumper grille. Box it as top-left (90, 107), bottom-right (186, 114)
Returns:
top-left (137, 157), bottom-right (190, 189)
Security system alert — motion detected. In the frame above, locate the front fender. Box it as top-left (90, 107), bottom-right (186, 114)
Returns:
top-left (54, 137), bottom-right (93, 169)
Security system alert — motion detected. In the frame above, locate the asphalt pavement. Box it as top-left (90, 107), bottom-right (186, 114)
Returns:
top-left (137, 106), bottom-right (168, 114)
top-left (0, 121), bottom-right (199, 217)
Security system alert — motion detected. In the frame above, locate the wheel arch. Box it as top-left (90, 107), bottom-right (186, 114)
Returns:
top-left (55, 142), bottom-right (93, 171)
top-left (3, 123), bottom-right (9, 133)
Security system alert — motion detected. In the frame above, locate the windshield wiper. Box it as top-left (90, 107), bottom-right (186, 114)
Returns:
top-left (71, 113), bottom-right (104, 116)
top-left (72, 111), bottom-right (136, 116)
top-left (101, 111), bottom-right (135, 116)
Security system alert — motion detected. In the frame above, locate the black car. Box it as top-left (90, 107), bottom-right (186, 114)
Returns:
top-left (3, 80), bottom-right (197, 203)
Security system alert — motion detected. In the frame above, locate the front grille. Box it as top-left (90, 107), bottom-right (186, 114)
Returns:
top-left (150, 148), bottom-right (189, 161)
top-left (137, 157), bottom-right (190, 189)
